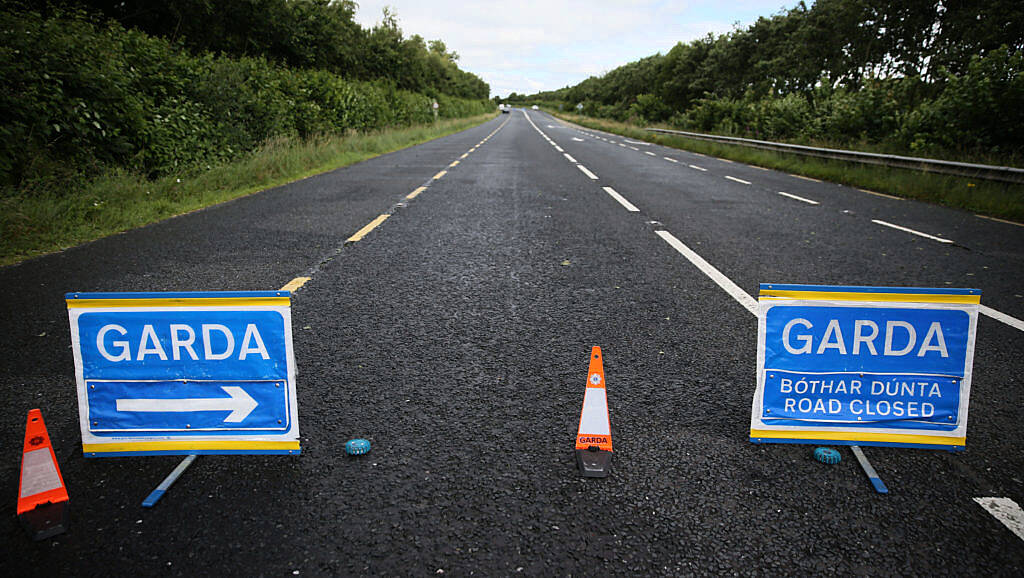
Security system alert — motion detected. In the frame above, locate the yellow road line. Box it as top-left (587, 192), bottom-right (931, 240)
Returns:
top-left (347, 214), bottom-right (390, 243)
top-left (449, 160), bottom-right (460, 167)
top-left (460, 153), bottom-right (469, 159)
top-left (406, 186), bottom-right (427, 200)
top-left (433, 170), bottom-right (447, 180)
top-left (976, 214), bottom-right (1024, 227)
top-left (280, 277), bottom-right (311, 293)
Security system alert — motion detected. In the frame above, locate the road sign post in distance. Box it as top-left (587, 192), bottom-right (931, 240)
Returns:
top-left (66, 291), bottom-right (300, 457)
top-left (750, 284), bottom-right (980, 450)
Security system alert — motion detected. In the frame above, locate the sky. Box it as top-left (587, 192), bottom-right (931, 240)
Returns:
top-left (353, 0), bottom-right (797, 98)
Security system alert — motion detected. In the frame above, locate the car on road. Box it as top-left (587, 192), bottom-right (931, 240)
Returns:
top-left (501, 104), bottom-right (510, 113)
top-left (531, 105), bottom-right (539, 110)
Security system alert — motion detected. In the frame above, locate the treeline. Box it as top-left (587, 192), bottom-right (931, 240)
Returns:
top-left (522, 0), bottom-right (1023, 159)
top-left (1, 1), bottom-right (491, 189)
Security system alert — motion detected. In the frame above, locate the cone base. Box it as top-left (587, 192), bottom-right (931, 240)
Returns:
top-left (576, 447), bottom-right (612, 478)
top-left (19, 501), bottom-right (68, 541)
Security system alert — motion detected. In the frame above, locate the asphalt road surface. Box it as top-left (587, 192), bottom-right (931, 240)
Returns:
top-left (2, 110), bottom-right (1023, 575)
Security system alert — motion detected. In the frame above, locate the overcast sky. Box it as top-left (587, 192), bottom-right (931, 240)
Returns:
top-left (353, 0), bottom-right (795, 98)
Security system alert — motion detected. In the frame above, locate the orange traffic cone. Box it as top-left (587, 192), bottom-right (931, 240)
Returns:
top-left (18, 409), bottom-right (69, 540)
top-left (575, 346), bottom-right (613, 477)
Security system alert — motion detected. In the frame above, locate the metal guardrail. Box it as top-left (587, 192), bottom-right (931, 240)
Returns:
top-left (645, 127), bottom-right (1024, 184)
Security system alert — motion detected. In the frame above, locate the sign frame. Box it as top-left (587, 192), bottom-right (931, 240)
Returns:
top-left (750, 284), bottom-right (981, 451)
top-left (66, 291), bottom-right (300, 457)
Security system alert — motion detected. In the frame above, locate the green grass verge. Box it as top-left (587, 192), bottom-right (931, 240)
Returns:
top-left (1, 113), bottom-right (498, 267)
top-left (546, 110), bottom-right (1024, 224)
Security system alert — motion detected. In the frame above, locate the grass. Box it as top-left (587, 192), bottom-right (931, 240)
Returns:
top-left (0, 114), bottom-right (498, 267)
top-left (545, 110), bottom-right (1024, 224)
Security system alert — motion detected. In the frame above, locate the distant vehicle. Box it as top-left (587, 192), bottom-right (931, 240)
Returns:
top-left (501, 104), bottom-right (510, 113)
top-left (531, 105), bottom-right (539, 110)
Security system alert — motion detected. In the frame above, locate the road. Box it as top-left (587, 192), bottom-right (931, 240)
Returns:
top-left (2, 110), bottom-right (1023, 575)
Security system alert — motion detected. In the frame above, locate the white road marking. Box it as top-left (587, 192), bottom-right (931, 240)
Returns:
top-left (577, 165), bottom-right (599, 180)
top-left (791, 174), bottom-right (821, 183)
top-left (725, 176), bottom-right (751, 185)
top-left (655, 230), bottom-right (758, 316)
top-left (610, 141), bottom-right (617, 144)
top-left (860, 188), bottom-right (903, 200)
top-left (664, 157), bottom-right (678, 163)
top-left (572, 137), bottom-right (584, 142)
top-left (625, 140), bottom-right (650, 146)
top-left (629, 147), bottom-right (639, 151)
top-left (689, 164), bottom-right (707, 171)
top-left (980, 305), bottom-right (1024, 332)
top-left (563, 153), bottom-right (577, 163)
top-left (618, 143), bottom-right (627, 148)
top-left (555, 146), bottom-right (564, 152)
top-left (645, 151), bottom-right (657, 156)
top-left (974, 498), bottom-right (1024, 541)
top-left (872, 220), bottom-right (954, 244)
top-left (602, 187), bottom-right (639, 212)
top-left (778, 191), bottom-right (819, 205)
top-left (976, 214), bottom-right (1023, 227)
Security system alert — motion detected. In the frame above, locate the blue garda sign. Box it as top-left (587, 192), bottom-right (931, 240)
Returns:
top-left (750, 284), bottom-right (980, 450)
top-left (67, 292), bottom-right (300, 457)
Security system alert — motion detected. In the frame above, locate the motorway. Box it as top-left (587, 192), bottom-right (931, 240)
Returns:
top-left (1, 109), bottom-right (1023, 575)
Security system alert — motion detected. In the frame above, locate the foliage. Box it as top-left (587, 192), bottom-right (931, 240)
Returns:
top-left (0, 8), bottom-right (491, 190)
top-left (524, 0), bottom-right (1024, 163)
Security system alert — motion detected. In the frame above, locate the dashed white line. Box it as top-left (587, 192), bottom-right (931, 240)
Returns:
top-left (655, 230), bottom-right (758, 316)
top-left (872, 220), bottom-right (954, 244)
top-left (563, 153), bottom-right (577, 163)
top-left (689, 164), bottom-right (707, 171)
top-left (975, 498), bottom-right (1024, 541)
top-left (725, 176), bottom-right (751, 185)
top-left (618, 143), bottom-right (627, 148)
top-left (645, 151), bottom-right (657, 157)
top-left (602, 186), bottom-right (639, 212)
top-left (629, 146), bottom-right (640, 151)
top-left (555, 146), bottom-right (564, 152)
top-left (577, 165), bottom-right (599, 180)
top-left (979, 305), bottom-right (1024, 332)
top-left (664, 157), bottom-right (678, 163)
top-left (778, 191), bottom-right (819, 205)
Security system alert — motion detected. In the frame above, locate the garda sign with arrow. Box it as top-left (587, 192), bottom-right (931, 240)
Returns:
top-left (750, 284), bottom-right (980, 450)
top-left (66, 291), bottom-right (299, 457)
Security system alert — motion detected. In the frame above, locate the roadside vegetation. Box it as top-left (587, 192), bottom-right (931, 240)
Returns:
top-left (514, 1), bottom-right (1023, 218)
top-left (1, 1), bottom-right (494, 265)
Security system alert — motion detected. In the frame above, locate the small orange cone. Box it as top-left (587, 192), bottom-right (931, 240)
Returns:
top-left (575, 346), bottom-right (613, 477)
top-left (18, 409), bottom-right (69, 540)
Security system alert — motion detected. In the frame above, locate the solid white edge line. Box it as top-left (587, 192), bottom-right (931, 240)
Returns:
top-left (778, 191), bottom-right (820, 205)
top-left (563, 153), bottom-right (577, 163)
top-left (980, 305), bottom-right (1024, 332)
top-left (577, 165), bottom-right (599, 180)
top-left (655, 230), bottom-right (758, 316)
top-left (974, 497), bottom-right (1024, 541)
top-left (872, 219), bottom-right (954, 244)
top-left (602, 186), bottom-right (640, 212)
top-left (725, 175), bottom-right (751, 185)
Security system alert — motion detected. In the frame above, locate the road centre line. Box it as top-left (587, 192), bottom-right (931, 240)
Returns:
top-left (654, 230), bottom-right (758, 316)
top-left (346, 214), bottom-right (390, 243)
top-left (725, 176), bottom-right (751, 185)
top-left (619, 143), bottom-right (627, 148)
top-left (979, 305), bottom-right (1024, 332)
top-left (432, 170), bottom-right (447, 180)
top-left (872, 219), bottom-right (954, 244)
top-left (689, 164), bottom-right (707, 171)
top-left (602, 187), bottom-right (639, 212)
top-left (577, 165), bottom-right (599, 180)
top-left (406, 186), bottom-right (427, 200)
top-left (629, 146), bottom-right (640, 151)
top-left (459, 153), bottom-right (468, 159)
top-left (449, 160), bottom-right (460, 167)
top-left (555, 146), bottom-right (565, 152)
top-left (778, 191), bottom-right (820, 205)
top-left (645, 151), bottom-right (657, 156)
top-left (280, 277), bottom-right (311, 293)
top-left (664, 157), bottom-right (678, 163)
top-left (974, 498), bottom-right (1024, 541)
top-left (563, 153), bottom-right (577, 163)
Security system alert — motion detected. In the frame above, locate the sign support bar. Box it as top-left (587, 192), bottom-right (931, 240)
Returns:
top-left (142, 455), bottom-right (198, 508)
top-left (851, 446), bottom-right (888, 494)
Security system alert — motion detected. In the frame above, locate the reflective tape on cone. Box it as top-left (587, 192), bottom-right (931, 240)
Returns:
top-left (18, 409), bottom-right (69, 540)
top-left (576, 346), bottom-right (613, 452)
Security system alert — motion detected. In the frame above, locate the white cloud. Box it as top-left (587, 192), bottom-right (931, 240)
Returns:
top-left (354, 0), bottom-right (794, 97)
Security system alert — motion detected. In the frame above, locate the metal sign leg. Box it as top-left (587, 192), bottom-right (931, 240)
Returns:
top-left (142, 455), bottom-right (198, 508)
top-left (850, 446), bottom-right (888, 494)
